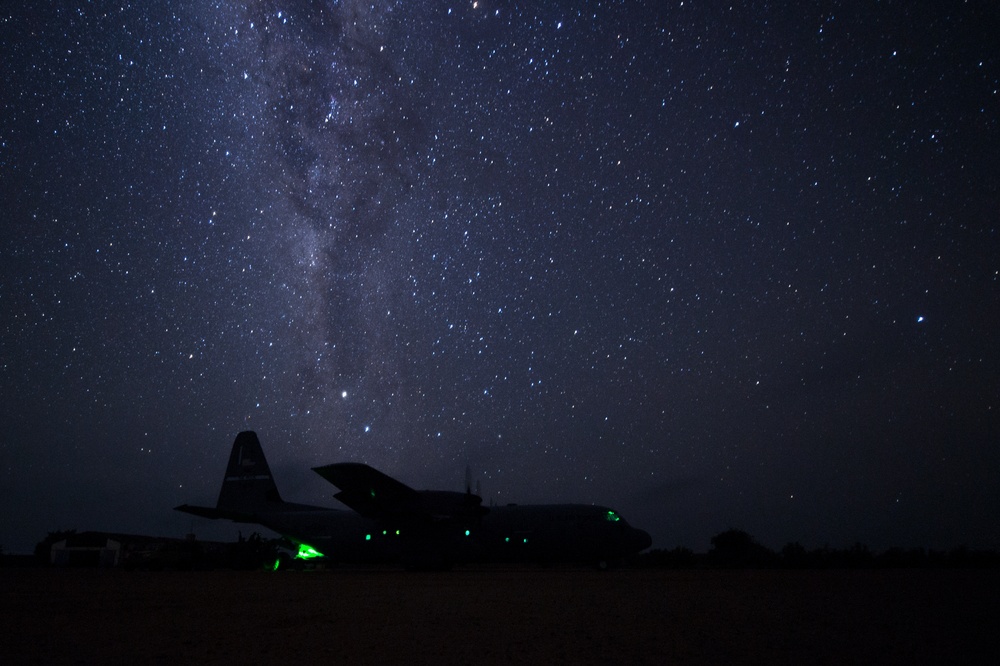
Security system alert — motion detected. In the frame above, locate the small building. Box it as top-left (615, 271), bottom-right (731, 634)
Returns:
top-left (50, 531), bottom-right (126, 567)
top-left (44, 530), bottom-right (277, 569)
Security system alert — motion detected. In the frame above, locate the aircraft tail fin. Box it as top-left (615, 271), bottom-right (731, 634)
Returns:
top-left (216, 430), bottom-right (283, 512)
top-left (176, 431), bottom-right (327, 523)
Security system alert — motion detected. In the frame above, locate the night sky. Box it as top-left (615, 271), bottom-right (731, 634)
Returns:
top-left (3, 1), bottom-right (998, 555)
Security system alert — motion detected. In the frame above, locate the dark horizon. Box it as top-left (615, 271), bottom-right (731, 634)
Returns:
top-left (14, 525), bottom-right (1000, 569)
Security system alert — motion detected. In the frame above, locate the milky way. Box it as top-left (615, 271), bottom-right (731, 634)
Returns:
top-left (235, 1), bottom-right (430, 448)
top-left (2, 1), bottom-right (999, 553)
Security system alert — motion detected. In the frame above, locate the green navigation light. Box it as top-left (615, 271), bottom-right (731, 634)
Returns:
top-left (464, 530), bottom-right (471, 537)
top-left (605, 510), bottom-right (621, 522)
top-left (365, 534), bottom-right (371, 541)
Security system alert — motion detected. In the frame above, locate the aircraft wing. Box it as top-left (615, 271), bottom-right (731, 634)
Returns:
top-left (312, 462), bottom-right (420, 521)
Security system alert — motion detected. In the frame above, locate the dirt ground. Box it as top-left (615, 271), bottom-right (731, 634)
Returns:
top-left (2, 566), bottom-right (997, 664)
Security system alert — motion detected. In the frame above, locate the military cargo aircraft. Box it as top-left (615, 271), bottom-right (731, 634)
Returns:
top-left (176, 431), bottom-right (652, 569)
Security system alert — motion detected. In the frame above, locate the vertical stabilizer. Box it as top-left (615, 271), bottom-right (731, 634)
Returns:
top-left (216, 431), bottom-right (283, 511)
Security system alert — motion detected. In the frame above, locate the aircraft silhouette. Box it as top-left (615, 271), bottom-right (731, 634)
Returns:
top-left (176, 431), bottom-right (652, 569)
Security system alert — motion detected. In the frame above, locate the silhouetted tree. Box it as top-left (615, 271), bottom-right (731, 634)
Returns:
top-left (708, 529), bottom-right (777, 568)
top-left (876, 547), bottom-right (928, 568)
top-left (846, 542), bottom-right (874, 567)
top-left (781, 541), bottom-right (809, 568)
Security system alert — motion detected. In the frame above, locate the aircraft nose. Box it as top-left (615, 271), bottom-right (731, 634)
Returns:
top-left (634, 528), bottom-right (652, 552)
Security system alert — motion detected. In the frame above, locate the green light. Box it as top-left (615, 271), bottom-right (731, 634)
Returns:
top-left (605, 510), bottom-right (620, 522)
top-left (272, 558), bottom-right (280, 571)
top-left (365, 534), bottom-right (371, 541)
top-left (382, 530), bottom-right (387, 536)
top-left (395, 529), bottom-right (400, 536)
top-left (505, 537), bottom-right (510, 543)
top-left (523, 538), bottom-right (528, 544)
top-left (464, 530), bottom-right (471, 537)
top-left (295, 543), bottom-right (324, 560)
top-left (370, 488), bottom-right (376, 498)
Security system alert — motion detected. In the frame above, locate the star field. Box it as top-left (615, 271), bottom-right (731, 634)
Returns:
top-left (2, 1), bottom-right (998, 553)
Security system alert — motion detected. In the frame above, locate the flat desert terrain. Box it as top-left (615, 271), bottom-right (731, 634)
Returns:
top-left (2, 567), bottom-right (997, 664)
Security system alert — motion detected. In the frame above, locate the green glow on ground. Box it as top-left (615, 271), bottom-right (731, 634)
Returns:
top-left (295, 543), bottom-right (324, 560)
